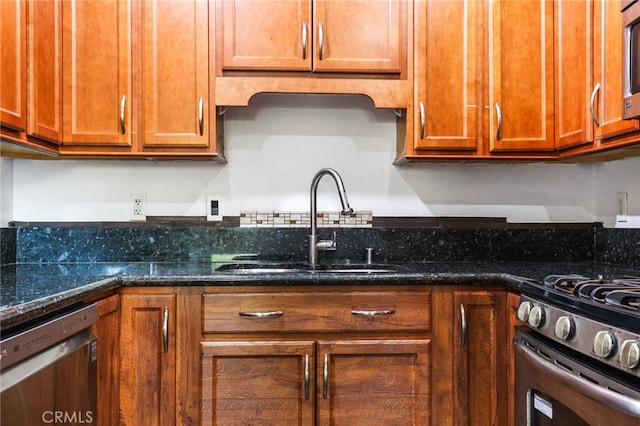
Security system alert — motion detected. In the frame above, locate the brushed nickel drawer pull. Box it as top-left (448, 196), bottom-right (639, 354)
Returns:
top-left (238, 311), bottom-right (284, 318)
top-left (162, 307), bottom-right (169, 353)
top-left (460, 304), bottom-right (467, 348)
top-left (495, 102), bottom-right (503, 141)
top-left (304, 354), bottom-right (310, 400)
top-left (119, 95), bottom-right (126, 135)
top-left (322, 353), bottom-right (329, 399)
top-left (318, 22), bottom-right (324, 60)
top-left (302, 21), bottom-right (308, 60)
top-left (590, 83), bottom-right (601, 127)
top-left (419, 101), bottom-right (426, 139)
top-left (198, 96), bottom-right (204, 136)
top-left (351, 309), bottom-right (396, 316)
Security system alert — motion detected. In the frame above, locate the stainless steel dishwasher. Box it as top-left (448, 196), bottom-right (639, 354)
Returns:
top-left (1, 304), bottom-right (98, 425)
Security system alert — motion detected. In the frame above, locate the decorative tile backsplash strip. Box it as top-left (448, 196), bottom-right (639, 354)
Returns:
top-left (240, 211), bottom-right (373, 228)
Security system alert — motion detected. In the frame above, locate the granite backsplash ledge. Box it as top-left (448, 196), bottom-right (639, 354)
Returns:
top-left (0, 224), bottom-right (629, 265)
top-left (2, 225), bottom-right (637, 267)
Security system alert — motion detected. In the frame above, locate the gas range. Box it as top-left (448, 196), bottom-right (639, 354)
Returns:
top-left (518, 274), bottom-right (640, 378)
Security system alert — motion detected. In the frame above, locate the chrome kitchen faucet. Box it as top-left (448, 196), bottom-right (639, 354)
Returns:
top-left (308, 168), bottom-right (353, 265)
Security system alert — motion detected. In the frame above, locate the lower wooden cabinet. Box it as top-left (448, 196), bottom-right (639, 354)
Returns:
top-left (112, 285), bottom-right (514, 425)
top-left (431, 288), bottom-right (509, 426)
top-left (201, 286), bottom-right (431, 425)
top-left (93, 294), bottom-right (120, 426)
top-left (201, 339), bottom-right (430, 425)
top-left (119, 292), bottom-right (177, 426)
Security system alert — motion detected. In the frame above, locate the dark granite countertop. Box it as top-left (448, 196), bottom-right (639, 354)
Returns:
top-left (3, 260), bottom-right (640, 330)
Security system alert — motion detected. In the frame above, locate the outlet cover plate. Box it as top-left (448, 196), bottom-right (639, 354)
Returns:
top-left (130, 193), bottom-right (147, 221)
top-left (206, 195), bottom-right (223, 221)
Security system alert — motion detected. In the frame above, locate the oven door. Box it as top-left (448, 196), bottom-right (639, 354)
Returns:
top-left (0, 328), bottom-right (97, 425)
top-left (514, 329), bottom-right (640, 426)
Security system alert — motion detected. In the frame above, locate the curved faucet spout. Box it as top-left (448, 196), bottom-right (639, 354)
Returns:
top-left (309, 168), bottom-right (353, 265)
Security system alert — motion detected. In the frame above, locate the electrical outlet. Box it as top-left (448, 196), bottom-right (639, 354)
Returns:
top-left (206, 195), bottom-right (223, 221)
top-left (131, 194), bottom-right (147, 221)
top-left (617, 192), bottom-right (628, 217)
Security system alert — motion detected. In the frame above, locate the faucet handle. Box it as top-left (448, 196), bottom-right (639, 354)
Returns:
top-left (317, 231), bottom-right (337, 251)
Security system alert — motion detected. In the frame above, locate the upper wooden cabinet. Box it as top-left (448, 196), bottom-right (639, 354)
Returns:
top-left (140, 0), bottom-right (210, 149)
top-left (219, 0), bottom-right (404, 73)
top-left (28, 0), bottom-right (63, 144)
top-left (58, 0), bottom-right (222, 159)
top-left (403, 0), bottom-right (556, 161)
top-left (555, 0), bottom-right (640, 158)
top-left (1, 0), bottom-right (27, 133)
top-left (488, 0), bottom-right (555, 153)
top-left (412, 0), bottom-right (481, 153)
top-left (61, 0), bottom-right (132, 147)
top-left (214, 0), bottom-right (411, 108)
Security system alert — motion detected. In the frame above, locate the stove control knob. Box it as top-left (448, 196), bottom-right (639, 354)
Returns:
top-left (554, 316), bottom-right (574, 341)
top-left (593, 331), bottom-right (616, 359)
top-left (619, 340), bottom-right (640, 370)
top-left (516, 302), bottom-right (532, 322)
top-left (527, 306), bottom-right (545, 328)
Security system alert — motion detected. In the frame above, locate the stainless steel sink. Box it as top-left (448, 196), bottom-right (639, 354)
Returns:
top-left (215, 263), bottom-right (398, 275)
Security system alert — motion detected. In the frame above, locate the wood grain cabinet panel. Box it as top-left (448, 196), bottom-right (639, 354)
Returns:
top-left (413, 0), bottom-right (480, 152)
top-left (28, 0), bottom-right (63, 144)
top-left (1, 0), bottom-right (27, 132)
top-left (316, 339), bottom-right (430, 426)
top-left (489, 0), bottom-right (555, 153)
top-left (201, 286), bottom-right (430, 425)
top-left (92, 295), bottom-right (120, 426)
top-left (119, 294), bottom-right (176, 426)
top-left (219, 0), bottom-right (404, 74)
top-left (62, 0), bottom-right (132, 146)
top-left (141, 0), bottom-right (210, 148)
top-left (431, 289), bottom-right (508, 426)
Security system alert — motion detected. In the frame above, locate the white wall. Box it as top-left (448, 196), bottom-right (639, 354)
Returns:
top-left (2, 94), bottom-right (638, 226)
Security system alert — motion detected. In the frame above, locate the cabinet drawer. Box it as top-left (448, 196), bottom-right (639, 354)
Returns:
top-left (202, 289), bottom-right (430, 333)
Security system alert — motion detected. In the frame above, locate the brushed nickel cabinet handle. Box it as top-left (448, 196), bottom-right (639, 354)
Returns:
top-left (460, 304), bottom-right (467, 348)
top-left (120, 95), bottom-right (126, 135)
top-left (419, 101), bottom-right (426, 140)
top-left (495, 102), bottom-right (503, 141)
top-left (302, 21), bottom-right (308, 60)
top-left (198, 96), bottom-right (204, 136)
top-left (318, 22), bottom-right (324, 60)
top-left (590, 83), bottom-right (601, 127)
top-left (304, 354), bottom-right (310, 400)
top-left (322, 353), bottom-right (329, 399)
top-left (351, 309), bottom-right (396, 316)
top-left (238, 311), bottom-right (284, 318)
top-left (162, 307), bottom-right (169, 353)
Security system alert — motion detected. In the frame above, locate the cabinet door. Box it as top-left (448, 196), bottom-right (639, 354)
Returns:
top-left (141, 0), bottom-right (210, 148)
top-left (593, 0), bottom-right (640, 140)
top-left (220, 0), bottom-right (312, 71)
top-left (28, 0), bottom-right (62, 143)
top-left (506, 292), bottom-right (520, 426)
top-left (555, 0), bottom-right (593, 150)
top-left (313, 0), bottom-right (404, 73)
top-left (1, 0), bottom-right (26, 132)
top-left (489, 0), bottom-right (554, 152)
top-left (119, 294), bottom-right (176, 426)
top-left (452, 291), bottom-right (507, 426)
top-left (93, 295), bottom-right (119, 426)
top-left (414, 0), bottom-right (479, 151)
top-left (62, 0), bottom-right (131, 146)
top-left (316, 339), bottom-right (430, 426)
top-left (201, 340), bottom-right (315, 425)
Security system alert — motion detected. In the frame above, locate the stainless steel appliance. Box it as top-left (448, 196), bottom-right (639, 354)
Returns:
top-left (1, 304), bottom-right (98, 425)
top-left (623, 0), bottom-right (640, 119)
top-left (515, 275), bottom-right (640, 425)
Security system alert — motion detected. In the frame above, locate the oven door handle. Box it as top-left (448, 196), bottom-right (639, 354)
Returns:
top-left (515, 340), bottom-right (640, 418)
